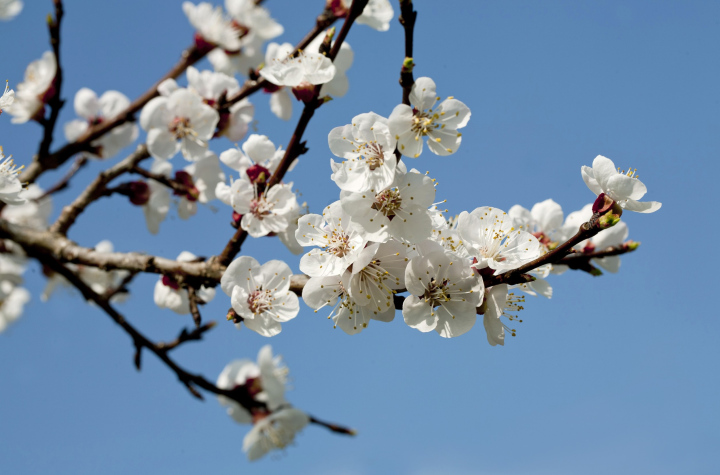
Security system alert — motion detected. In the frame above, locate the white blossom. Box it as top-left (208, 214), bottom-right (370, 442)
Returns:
top-left (1, 184), bottom-right (52, 229)
top-left (0, 147), bottom-right (25, 205)
top-left (587, 221), bottom-right (630, 273)
top-left (345, 0), bottom-right (394, 32)
top-left (259, 42), bottom-right (336, 89)
top-left (389, 77), bottom-right (470, 158)
top-left (221, 256), bottom-right (299, 337)
top-left (458, 207), bottom-right (542, 273)
top-left (153, 251), bottom-right (215, 314)
top-left (186, 66), bottom-right (254, 142)
top-left (581, 155), bottom-right (661, 213)
top-left (0, 81), bottom-right (14, 112)
top-left (218, 134), bottom-right (284, 178)
top-left (403, 241), bottom-right (484, 338)
top-left (216, 345), bottom-right (290, 423)
top-left (139, 86), bottom-right (219, 161)
top-left (0, 281), bottom-right (30, 333)
top-left (5, 51), bottom-right (56, 124)
top-left (483, 284), bottom-right (526, 346)
top-left (142, 160), bottom-right (172, 234)
top-left (243, 408), bottom-right (309, 461)
top-left (329, 112), bottom-right (398, 193)
top-left (183, 2), bottom-right (243, 52)
top-left (64, 88), bottom-right (138, 159)
top-left (0, 0), bottom-right (22, 20)
top-left (307, 35), bottom-right (354, 98)
top-left (296, 201), bottom-right (367, 277)
top-left (341, 168), bottom-right (435, 243)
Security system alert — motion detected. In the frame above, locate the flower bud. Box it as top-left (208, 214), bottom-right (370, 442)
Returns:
top-left (193, 32), bottom-right (215, 54)
top-left (319, 27), bottom-right (336, 56)
top-left (116, 180), bottom-right (150, 206)
top-left (597, 208), bottom-right (622, 229)
top-left (401, 57), bottom-right (415, 74)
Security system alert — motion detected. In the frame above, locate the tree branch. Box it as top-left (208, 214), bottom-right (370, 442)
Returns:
top-left (36, 0), bottom-right (65, 159)
top-left (398, 0), bottom-right (417, 105)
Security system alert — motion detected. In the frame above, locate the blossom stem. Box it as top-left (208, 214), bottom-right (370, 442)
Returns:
top-left (398, 0), bottom-right (417, 105)
top-left (36, 0), bottom-right (65, 160)
top-left (309, 415), bottom-right (357, 436)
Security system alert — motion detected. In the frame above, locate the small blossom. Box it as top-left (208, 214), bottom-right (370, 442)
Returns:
top-left (296, 201), bottom-right (367, 277)
top-left (0, 81), bottom-right (14, 113)
top-left (581, 155), bottom-right (661, 213)
top-left (329, 112), bottom-right (398, 193)
top-left (64, 88), bottom-right (138, 159)
top-left (183, 2), bottom-right (244, 52)
top-left (220, 256), bottom-right (299, 337)
top-left (243, 408), bottom-right (309, 461)
top-left (458, 207), bottom-right (541, 272)
top-left (403, 241), bottom-right (484, 338)
top-left (483, 284), bottom-right (526, 346)
top-left (0, 0), bottom-right (23, 20)
top-left (1, 184), bottom-right (51, 230)
top-left (259, 42), bottom-right (336, 90)
top-left (388, 77), bottom-right (470, 158)
top-left (153, 252), bottom-right (215, 313)
top-left (0, 281), bottom-right (30, 333)
top-left (346, 0), bottom-right (394, 31)
top-left (139, 86), bottom-right (219, 161)
top-left (307, 35), bottom-right (354, 98)
top-left (0, 147), bottom-right (25, 205)
top-left (5, 51), bottom-right (56, 124)
top-left (142, 160), bottom-right (172, 234)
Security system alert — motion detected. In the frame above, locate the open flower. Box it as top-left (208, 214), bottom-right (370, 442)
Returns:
top-left (153, 252), bottom-right (215, 314)
top-left (0, 147), bottom-right (25, 205)
top-left (183, 1), bottom-right (243, 52)
top-left (0, 81), bottom-right (14, 113)
top-left (483, 284), bottom-right (526, 346)
top-left (581, 155), bottom-right (661, 213)
top-left (403, 241), bottom-right (484, 338)
top-left (259, 42), bottom-right (336, 93)
top-left (5, 51), bottom-right (56, 124)
top-left (329, 112), bottom-right (398, 193)
top-left (221, 256), bottom-right (299, 337)
top-left (388, 77), bottom-right (470, 158)
top-left (458, 207), bottom-right (541, 272)
top-left (64, 88), bottom-right (138, 159)
top-left (243, 408), bottom-right (309, 461)
top-left (139, 86), bottom-right (219, 161)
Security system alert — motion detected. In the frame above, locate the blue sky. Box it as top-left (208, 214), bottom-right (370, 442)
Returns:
top-left (1, 0), bottom-right (718, 473)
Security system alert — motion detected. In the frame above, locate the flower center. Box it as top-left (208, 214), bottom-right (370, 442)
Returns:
top-left (0, 151), bottom-right (24, 179)
top-left (618, 166), bottom-right (639, 179)
top-left (411, 110), bottom-right (439, 136)
top-left (359, 141), bottom-right (384, 170)
top-left (502, 292), bottom-right (525, 337)
top-left (169, 117), bottom-right (195, 139)
top-left (326, 230), bottom-right (351, 257)
top-left (247, 289), bottom-right (273, 314)
top-left (372, 188), bottom-right (402, 217)
top-left (423, 278), bottom-right (450, 307)
top-left (249, 196), bottom-right (273, 219)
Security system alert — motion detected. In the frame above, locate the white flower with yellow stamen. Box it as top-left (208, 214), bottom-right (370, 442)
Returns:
top-left (221, 256), bottom-right (299, 337)
top-left (388, 77), bottom-right (470, 158)
top-left (5, 51), bottom-right (56, 124)
top-left (581, 155), bottom-right (661, 213)
top-left (243, 408), bottom-right (309, 461)
top-left (0, 80), bottom-right (14, 113)
top-left (458, 206), bottom-right (541, 273)
top-left (483, 284), bottom-right (526, 346)
top-left (0, 147), bottom-right (25, 205)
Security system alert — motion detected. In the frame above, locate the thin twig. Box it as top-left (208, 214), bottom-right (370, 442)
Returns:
top-left (37, 156), bottom-right (89, 200)
top-left (130, 165), bottom-right (191, 195)
top-left (187, 286), bottom-right (204, 328)
top-left (309, 415), bottom-right (356, 436)
top-left (50, 144), bottom-right (150, 235)
top-left (156, 321), bottom-right (217, 352)
top-left (398, 0), bottom-right (417, 105)
top-left (37, 0), bottom-right (65, 159)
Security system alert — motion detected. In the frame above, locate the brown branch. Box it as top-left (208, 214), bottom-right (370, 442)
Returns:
top-left (187, 286), bottom-right (204, 328)
top-left (398, 0), bottom-right (417, 105)
top-left (37, 0), bottom-right (65, 159)
top-left (37, 155), bottom-right (89, 200)
top-left (22, 44), bottom-right (208, 184)
top-left (50, 144), bottom-right (150, 235)
top-left (156, 321), bottom-right (217, 352)
top-left (217, 1), bottom-right (366, 266)
top-left (309, 415), bottom-right (356, 436)
top-left (129, 165), bottom-right (190, 196)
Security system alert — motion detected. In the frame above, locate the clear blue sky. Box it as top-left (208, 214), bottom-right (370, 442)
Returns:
top-left (1, 0), bottom-right (718, 473)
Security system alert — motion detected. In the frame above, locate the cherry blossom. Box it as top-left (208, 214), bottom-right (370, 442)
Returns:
top-left (458, 207), bottom-right (541, 273)
top-left (1, 184), bottom-right (51, 230)
top-left (388, 77), bottom-right (470, 158)
top-left (221, 256), bottom-right (299, 337)
top-left (5, 51), bottom-right (56, 124)
top-left (183, 2), bottom-right (243, 52)
top-left (403, 241), bottom-right (484, 338)
top-left (0, 81), bottom-right (14, 113)
top-left (296, 201), bottom-right (368, 277)
top-left (482, 284), bottom-right (526, 346)
top-left (259, 42), bottom-right (336, 97)
top-left (0, 147), bottom-right (25, 205)
top-left (0, 281), bottom-right (30, 333)
top-left (142, 160), bottom-right (172, 234)
top-left (176, 150), bottom-right (225, 219)
top-left (581, 155), bottom-right (661, 213)
top-left (64, 88), bottom-right (138, 159)
top-left (329, 112), bottom-right (398, 193)
top-left (243, 408), bottom-right (309, 461)
top-left (186, 66), bottom-right (254, 142)
top-left (153, 252), bottom-right (215, 314)
top-left (218, 134), bottom-right (285, 179)
top-left (351, 0), bottom-right (394, 31)
top-left (0, 0), bottom-right (22, 20)
top-left (139, 85), bottom-right (219, 161)
top-left (307, 35), bottom-right (354, 98)
top-left (340, 168), bottom-right (435, 243)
